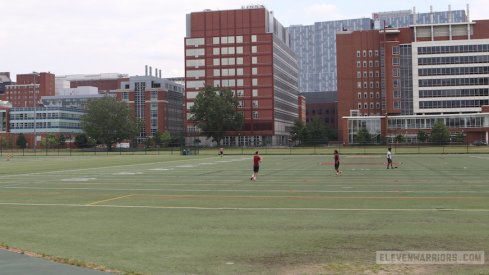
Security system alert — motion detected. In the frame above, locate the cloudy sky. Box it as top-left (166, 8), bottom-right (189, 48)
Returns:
top-left (1, 0), bottom-right (487, 81)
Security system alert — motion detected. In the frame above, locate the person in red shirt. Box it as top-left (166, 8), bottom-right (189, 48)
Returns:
top-left (251, 151), bottom-right (262, 181)
top-left (334, 150), bottom-right (342, 176)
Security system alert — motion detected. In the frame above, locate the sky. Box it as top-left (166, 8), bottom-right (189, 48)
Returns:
top-left (1, 0), bottom-right (488, 81)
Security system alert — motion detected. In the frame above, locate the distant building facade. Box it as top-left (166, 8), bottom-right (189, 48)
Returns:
top-left (3, 72), bottom-right (55, 107)
top-left (113, 74), bottom-right (184, 142)
top-left (185, 5), bottom-right (299, 146)
top-left (302, 92), bottom-right (338, 132)
top-left (288, 7), bottom-right (467, 93)
top-left (56, 73), bottom-right (129, 94)
top-left (337, 17), bottom-right (489, 145)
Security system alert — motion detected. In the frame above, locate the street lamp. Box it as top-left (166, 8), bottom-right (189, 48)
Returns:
top-left (32, 72), bottom-right (39, 153)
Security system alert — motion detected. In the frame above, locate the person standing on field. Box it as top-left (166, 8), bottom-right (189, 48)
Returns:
top-left (251, 151), bottom-right (262, 181)
top-left (334, 150), bottom-right (342, 176)
top-left (387, 147), bottom-right (393, 169)
top-left (219, 147), bottom-right (224, 157)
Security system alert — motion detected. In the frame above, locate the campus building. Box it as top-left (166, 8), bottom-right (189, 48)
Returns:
top-left (184, 5), bottom-right (299, 146)
top-left (56, 73), bottom-right (129, 94)
top-left (337, 16), bottom-right (489, 144)
top-left (287, 7), bottom-right (467, 93)
top-left (302, 92), bottom-right (338, 132)
top-left (2, 72), bottom-right (56, 107)
top-left (112, 73), bottom-right (184, 142)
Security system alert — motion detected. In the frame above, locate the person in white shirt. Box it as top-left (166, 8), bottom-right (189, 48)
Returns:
top-left (387, 147), bottom-right (393, 169)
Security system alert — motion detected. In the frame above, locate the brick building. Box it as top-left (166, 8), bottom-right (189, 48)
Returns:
top-left (3, 72), bottom-right (55, 107)
top-left (337, 18), bottom-right (489, 144)
top-left (184, 5), bottom-right (299, 146)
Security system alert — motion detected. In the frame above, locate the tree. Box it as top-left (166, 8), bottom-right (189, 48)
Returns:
top-left (305, 117), bottom-right (329, 145)
top-left (417, 130), bottom-right (429, 143)
top-left (289, 120), bottom-right (307, 145)
top-left (395, 134), bottom-right (405, 143)
top-left (356, 127), bottom-right (371, 145)
top-left (430, 121), bottom-right (450, 144)
top-left (153, 131), bottom-right (172, 147)
top-left (189, 85), bottom-right (243, 145)
top-left (81, 97), bottom-right (138, 151)
top-left (58, 134), bottom-right (66, 147)
top-left (16, 133), bottom-right (27, 149)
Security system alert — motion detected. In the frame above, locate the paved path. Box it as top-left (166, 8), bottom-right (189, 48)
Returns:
top-left (0, 250), bottom-right (112, 275)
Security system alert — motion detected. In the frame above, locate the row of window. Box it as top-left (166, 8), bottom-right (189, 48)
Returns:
top-left (418, 55), bottom-right (489, 65)
top-left (419, 100), bottom-right (489, 109)
top-left (356, 49), bottom-right (380, 58)
top-left (419, 77), bottom-right (489, 87)
top-left (186, 88), bottom-right (259, 99)
top-left (418, 66), bottom-right (489, 76)
top-left (356, 60), bottom-right (380, 68)
top-left (186, 35), bottom-right (259, 47)
top-left (388, 116), bottom-right (485, 129)
top-left (358, 102), bottom-right (381, 110)
top-left (10, 122), bottom-right (81, 129)
top-left (356, 70), bottom-right (380, 78)
top-left (358, 92), bottom-right (381, 99)
top-left (357, 81), bottom-right (381, 89)
top-left (418, 44), bottom-right (489, 55)
top-left (419, 88), bottom-right (489, 98)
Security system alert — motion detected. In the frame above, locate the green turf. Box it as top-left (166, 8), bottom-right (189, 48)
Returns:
top-left (0, 153), bottom-right (488, 274)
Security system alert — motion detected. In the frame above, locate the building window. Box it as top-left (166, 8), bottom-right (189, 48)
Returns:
top-left (237, 79), bottom-right (244, 86)
top-left (393, 68), bottom-right (400, 77)
top-left (237, 68), bottom-right (244, 75)
top-left (369, 71), bottom-right (373, 78)
top-left (370, 92), bottom-right (374, 99)
top-left (251, 35), bottom-right (257, 42)
top-left (369, 61), bottom-right (373, 67)
top-left (252, 100), bottom-right (258, 108)
top-left (356, 50), bottom-right (361, 57)
top-left (364, 103), bottom-right (368, 109)
top-left (237, 57), bottom-right (243, 65)
top-left (369, 50), bottom-right (373, 57)
top-left (253, 111), bottom-right (259, 119)
top-left (236, 47), bottom-right (243, 54)
top-left (363, 71), bottom-right (367, 78)
top-left (394, 101), bottom-right (400, 109)
top-left (370, 103), bottom-right (374, 109)
top-left (370, 82), bottom-right (374, 89)
top-left (252, 78), bottom-right (258, 86)
top-left (236, 36), bottom-right (243, 43)
top-left (213, 69), bottom-right (220, 76)
top-left (236, 90), bottom-right (244, 97)
top-left (357, 82), bottom-right (362, 89)
top-left (213, 37), bottom-right (220, 44)
top-left (393, 79), bottom-right (400, 88)
top-left (213, 48), bottom-right (220, 55)
top-left (364, 92), bottom-right (368, 99)
top-left (251, 46), bottom-right (257, 53)
top-left (363, 50), bottom-right (367, 57)
top-left (213, 59), bottom-right (220, 66)
top-left (392, 46), bottom-right (400, 55)
top-left (392, 57), bottom-right (400, 66)
top-left (363, 82), bottom-right (368, 89)
top-left (357, 71), bottom-right (361, 78)
top-left (252, 67), bottom-right (258, 75)
top-left (375, 61), bottom-right (379, 67)
top-left (252, 57), bottom-right (258, 64)
top-left (376, 92), bottom-right (380, 98)
top-left (358, 92), bottom-right (361, 99)
top-left (376, 102), bottom-right (380, 109)
top-left (238, 100), bottom-right (244, 108)
top-left (375, 50), bottom-right (379, 56)
top-left (252, 89), bottom-right (258, 97)
top-left (363, 61), bottom-right (367, 67)
top-left (358, 103), bottom-right (362, 109)
top-left (357, 61), bottom-right (361, 68)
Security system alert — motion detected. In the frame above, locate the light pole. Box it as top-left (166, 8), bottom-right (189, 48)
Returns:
top-left (32, 72), bottom-right (39, 153)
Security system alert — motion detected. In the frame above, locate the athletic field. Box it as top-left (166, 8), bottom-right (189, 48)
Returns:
top-left (0, 152), bottom-right (488, 274)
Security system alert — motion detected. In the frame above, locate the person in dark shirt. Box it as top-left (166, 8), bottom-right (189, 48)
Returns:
top-left (387, 147), bottom-right (393, 169)
top-left (334, 150), bottom-right (342, 176)
top-left (251, 151), bottom-right (262, 181)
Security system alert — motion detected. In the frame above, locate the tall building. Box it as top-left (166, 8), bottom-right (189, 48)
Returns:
top-left (3, 72), bottom-right (55, 107)
top-left (337, 17), bottom-right (489, 144)
top-left (184, 5), bottom-right (299, 146)
top-left (113, 73), bottom-right (184, 142)
top-left (288, 7), bottom-right (467, 93)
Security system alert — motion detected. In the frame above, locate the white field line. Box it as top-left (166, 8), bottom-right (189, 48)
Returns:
top-left (0, 202), bottom-right (487, 212)
top-left (2, 186), bottom-right (489, 194)
top-left (0, 156), bottom-right (242, 179)
top-left (86, 194), bottom-right (133, 206)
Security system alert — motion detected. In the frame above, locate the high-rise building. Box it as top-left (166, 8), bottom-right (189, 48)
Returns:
top-left (337, 17), bottom-right (489, 144)
top-left (184, 5), bottom-right (299, 146)
top-left (288, 7), bottom-right (467, 93)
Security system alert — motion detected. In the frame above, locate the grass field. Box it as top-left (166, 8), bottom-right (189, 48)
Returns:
top-left (0, 152), bottom-right (488, 274)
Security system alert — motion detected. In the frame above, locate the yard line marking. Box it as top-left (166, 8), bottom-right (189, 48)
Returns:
top-left (3, 186), bottom-right (489, 194)
top-left (0, 202), bottom-right (488, 212)
top-left (0, 156), bottom-right (224, 179)
top-left (127, 194), bottom-right (489, 200)
top-left (86, 194), bottom-right (133, 206)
